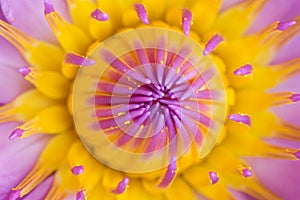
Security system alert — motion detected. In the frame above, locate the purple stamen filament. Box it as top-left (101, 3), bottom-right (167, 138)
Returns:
top-left (228, 113), bottom-right (251, 126)
top-left (209, 171), bottom-right (219, 184)
top-left (71, 165), bottom-right (84, 175)
top-left (242, 169), bottom-right (252, 178)
top-left (133, 4), bottom-right (149, 25)
top-left (290, 94), bottom-right (300, 102)
top-left (112, 177), bottom-right (129, 194)
top-left (91, 9), bottom-right (109, 21)
top-left (182, 9), bottom-right (192, 36)
top-left (203, 34), bottom-right (224, 56)
top-left (18, 66), bottom-right (31, 77)
top-left (233, 64), bottom-right (253, 76)
top-left (9, 128), bottom-right (24, 140)
top-left (158, 159), bottom-right (177, 188)
top-left (276, 21), bottom-right (296, 31)
top-left (65, 53), bottom-right (95, 66)
top-left (76, 190), bottom-right (85, 200)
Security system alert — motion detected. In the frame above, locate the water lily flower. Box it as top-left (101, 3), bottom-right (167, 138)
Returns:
top-left (0, 0), bottom-right (300, 199)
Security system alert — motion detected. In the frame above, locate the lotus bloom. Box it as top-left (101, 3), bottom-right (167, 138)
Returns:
top-left (1, 0), bottom-right (300, 199)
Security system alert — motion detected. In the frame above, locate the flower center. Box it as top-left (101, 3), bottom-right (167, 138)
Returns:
top-left (73, 27), bottom-right (226, 173)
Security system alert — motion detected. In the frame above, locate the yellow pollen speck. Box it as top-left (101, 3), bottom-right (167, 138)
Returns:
top-left (124, 120), bottom-right (131, 125)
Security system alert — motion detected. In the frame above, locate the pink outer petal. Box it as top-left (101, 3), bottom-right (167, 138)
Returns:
top-left (0, 67), bottom-right (31, 104)
top-left (0, 0), bottom-right (71, 44)
top-left (0, 37), bottom-right (27, 68)
top-left (270, 73), bottom-right (300, 127)
top-left (247, 139), bottom-right (300, 200)
top-left (23, 175), bottom-right (54, 200)
top-left (0, 4), bottom-right (6, 21)
top-left (247, 156), bottom-right (300, 200)
top-left (0, 122), bottom-right (50, 199)
top-left (248, 0), bottom-right (300, 33)
top-left (220, 0), bottom-right (243, 11)
top-left (272, 33), bottom-right (300, 64)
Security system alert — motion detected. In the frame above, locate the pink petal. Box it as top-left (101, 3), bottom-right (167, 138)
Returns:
top-left (0, 37), bottom-right (27, 68)
top-left (0, 67), bottom-right (31, 104)
top-left (272, 33), bottom-right (300, 64)
top-left (23, 175), bottom-right (54, 200)
top-left (270, 73), bottom-right (300, 127)
top-left (0, 4), bottom-right (6, 21)
top-left (247, 156), bottom-right (300, 200)
top-left (220, 0), bottom-right (243, 11)
top-left (249, 0), bottom-right (300, 33)
top-left (0, 0), bottom-right (71, 43)
top-left (0, 122), bottom-right (50, 199)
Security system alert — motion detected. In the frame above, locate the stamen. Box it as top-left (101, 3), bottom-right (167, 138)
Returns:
top-left (43, 0), bottom-right (55, 14)
top-left (18, 66), bottom-right (31, 77)
top-left (111, 177), bottom-right (129, 194)
top-left (65, 53), bottom-right (96, 66)
top-left (158, 159), bottom-right (177, 188)
top-left (182, 9), bottom-right (192, 36)
top-left (91, 9), bottom-right (109, 21)
top-left (19, 69), bottom-right (70, 99)
top-left (71, 165), bottom-right (84, 175)
top-left (276, 21), bottom-right (296, 31)
top-left (44, 4), bottom-right (92, 54)
top-left (9, 189), bottom-right (21, 200)
top-left (209, 171), bottom-right (219, 184)
top-left (11, 106), bottom-right (71, 139)
top-left (233, 64), bottom-right (253, 76)
top-left (76, 190), bottom-right (85, 200)
top-left (228, 113), bottom-right (251, 126)
top-left (0, 19), bottom-right (63, 71)
top-left (203, 34), bottom-right (224, 56)
top-left (9, 128), bottom-right (24, 140)
top-left (242, 169), bottom-right (252, 178)
top-left (290, 93), bottom-right (300, 102)
top-left (133, 4), bottom-right (149, 25)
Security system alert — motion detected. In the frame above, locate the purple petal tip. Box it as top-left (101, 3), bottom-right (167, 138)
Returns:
top-left (242, 169), bottom-right (252, 178)
top-left (112, 177), bottom-right (129, 194)
top-left (209, 171), bottom-right (219, 184)
top-left (71, 165), bottom-right (84, 175)
top-left (134, 4), bottom-right (149, 25)
top-left (9, 189), bottom-right (21, 200)
top-left (18, 66), bottom-right (31, 77)
top-left (228, 113), bottom-right (251, 126)
top-left (65, 53), bottom-right (95, 66)
top-left (203, 34), bottom-right (224, 56)
top-left (290, 94), bottom-right (300, 102)
top-left (9, 128), bottom-right (24, 140)
top-left (276, 21), bottom-right (296, 31)
top-left (44, 0), bottom-right (55, 14)
top-left (91, 9), bottom-right (109, 21)
top-left (233, 64), bottom-right (253, 76)
top-left (76, 190), bottom-right (85, 200)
